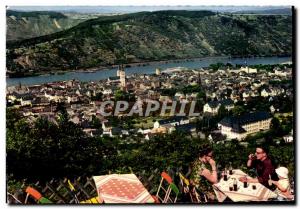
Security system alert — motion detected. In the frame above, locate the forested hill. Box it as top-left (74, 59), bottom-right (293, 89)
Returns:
top-left (6, 10), bottom-right (292, 75)
top-left (6, 10), bottom-right (85, 41)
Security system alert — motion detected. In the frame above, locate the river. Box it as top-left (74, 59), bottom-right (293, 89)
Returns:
top-left (6, 56), bottom-right (292, 87)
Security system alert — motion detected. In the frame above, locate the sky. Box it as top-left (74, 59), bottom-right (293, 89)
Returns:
top-left (7, 5), bottom-right (291, 14)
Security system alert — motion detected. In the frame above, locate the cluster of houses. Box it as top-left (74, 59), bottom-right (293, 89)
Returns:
top-left (6, 64), bottom-right (293, 142)
top-left (200, 66), bottom-right (292, 102)
top-left (203, 99), bottom-right (234, 115)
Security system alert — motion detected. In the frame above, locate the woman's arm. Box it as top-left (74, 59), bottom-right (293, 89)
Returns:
top-left (201, 168), bottom-right (218, 184)
top-left (271, 180), bottom-right (288, 192)
top-left (201, 159), bottom-right (218, 184)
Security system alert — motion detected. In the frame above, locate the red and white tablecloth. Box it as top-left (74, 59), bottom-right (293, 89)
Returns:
top-left (93, 174), bottom-right (155, 203)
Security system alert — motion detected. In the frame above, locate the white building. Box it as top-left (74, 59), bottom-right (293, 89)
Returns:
top-left (261, 89), bottom-right (272, 97)
top-left (218, 112), bottom-right (272, 140)
top-left (240, 66), bottom-right (258, 74)
top-left (274, 68), bottom-right (292, 77)
top-left (283, 135), bottom-right (293, 143)
top-left (103, 89), bottom-right (113, 95)
top-left (153, 116), bottom-right (190, 129)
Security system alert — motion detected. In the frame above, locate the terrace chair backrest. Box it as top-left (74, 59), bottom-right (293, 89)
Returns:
top-left (25, 186), bottom-right (53, 204)
top-left (80, 196), bottom-right (103, 204)
top-left (164, 183), bottom-right (179, 203)
top-left (179, 172), bottom-right (190, 187)
top-left (154, 171), bottom-right (173, 203)
top-left (38, 197), bottom-right (53, 204)
top-left (161, 172), bottom-right (173, 184)
top-left (25, 187), bottom-right (42, 201)
top-left (178, 173), bottom-right (207, 203)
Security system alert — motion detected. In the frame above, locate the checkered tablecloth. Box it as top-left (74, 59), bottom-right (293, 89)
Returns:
top-left (213, 169), bottom-right (277, 202)
top-left (93, 174), bottom-right (155, 203)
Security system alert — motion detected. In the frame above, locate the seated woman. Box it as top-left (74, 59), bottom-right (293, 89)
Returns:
top-left (269, 167), bottom-right (294, 200)
top-left (186, 147), bottom-right (218, 201)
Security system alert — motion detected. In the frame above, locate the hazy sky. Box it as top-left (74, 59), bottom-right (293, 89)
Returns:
top-left (8, 5), bottom-right (291, 14)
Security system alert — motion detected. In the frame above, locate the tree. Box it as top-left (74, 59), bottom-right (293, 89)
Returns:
top-left (196, 90), bottom-right (206, 109)
top-left (181, 85), bottom-right (202, 94)
top-left (122, 116), bottom-right (134, 130)
top-left (91, 92), bottom-right (103, 101)
top-left (114, 90), bottom-right (135, 102)
top-left (209, 62), bottom-right (224, 71)
top-left (55, 102), bottom-right (69, 124)
top-left (91, 115), bottom-right (102, 129)
top-left (270, 117), bottom-right (280, 131)
top-left (232, 106), bottom-right (246, 116)
top-left (225, 62), bottom-right (233, 67)
top-left (6, 108), bottom-right (21, 130)
top-left (161, 88), bottom-right (177, 97)
top-left (217, 105), bottom-right (227, 119)
top-left (6, 109), bottom-right (104, 182)
top-left (270, 117), bottom-right (284, 137)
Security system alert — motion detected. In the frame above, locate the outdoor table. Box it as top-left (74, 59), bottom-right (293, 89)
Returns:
top-left (93, 174), bottom-right (155, 203)
top-left (213, 169), bottom-right (277, 202)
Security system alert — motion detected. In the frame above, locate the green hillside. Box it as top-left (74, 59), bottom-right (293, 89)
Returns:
top-left (6, 10), bottom-right (85, 41)
top-left (6, 10), bottom-right (292, 76)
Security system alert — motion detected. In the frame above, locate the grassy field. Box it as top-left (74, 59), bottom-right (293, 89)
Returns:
top-left (133, 117), bottom-right (160, 129)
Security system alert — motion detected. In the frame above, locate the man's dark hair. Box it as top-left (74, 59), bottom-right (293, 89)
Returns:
top-left (257, 145), bottom-right (269, 155)
top-left (199, 147), bottom-right (213, 157)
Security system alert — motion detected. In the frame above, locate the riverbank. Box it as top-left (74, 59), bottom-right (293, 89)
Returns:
top-left (7, 56), bottom-right (229, 78)
top-left (7, 56), bottom-right (292, 87)
top-left (7, 54), bottom-right (291, 78)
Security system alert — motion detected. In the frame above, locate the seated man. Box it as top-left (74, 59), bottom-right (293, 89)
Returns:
top-left (239, 146), bottom-right (278, 190)
top-left (187, 147), bottom-right (218, 201)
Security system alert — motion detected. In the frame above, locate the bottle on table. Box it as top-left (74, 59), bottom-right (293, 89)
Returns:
top-left (233, 178), bottom-right (238, 191)
top-left (223, 168), bottom-right (228, 181)
top-left (243, 175), bottom-right (248, 188)
top-left (229, 163), bottom-right (233, 175)
top-left (229, 182), bottom-right (233, 191)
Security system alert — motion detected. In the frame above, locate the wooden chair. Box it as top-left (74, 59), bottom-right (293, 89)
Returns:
top-left (152, 171), bottom-right (173, 203)
top-left (80, 196), bottom-right (103, 204)
top-left (7, 191), bottom-right (23, 204)
top-left (164, 183), bottom-right (179, 203)
top-left (25, 187), bottom-right (53, 204)
top-left (178, 172), bottom-right (207, 203)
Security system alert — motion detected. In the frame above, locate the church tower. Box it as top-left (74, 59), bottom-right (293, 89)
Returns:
top-left (119, 65), bottom-right (126, 88)
top-left (117, 66), bottom-right (121, 76)
top-left (197, 72), bottom-right (202, 87)
top-left (155, 68), bottom-right (161, 75)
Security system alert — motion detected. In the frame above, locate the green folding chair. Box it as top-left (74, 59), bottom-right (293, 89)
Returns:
top-left (164, 183), bottom-right (180, 203)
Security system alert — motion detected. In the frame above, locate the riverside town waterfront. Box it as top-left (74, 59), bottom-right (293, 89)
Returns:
top-left (7, 56), bottom-right (291, 86)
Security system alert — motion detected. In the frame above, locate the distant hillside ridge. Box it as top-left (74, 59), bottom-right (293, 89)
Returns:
top-left (233, 8), bottom-right (292, 15)
top-left (6, 10), bottom-right (85, 41)
top-left (6, 10), bottom-right (292, 76)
